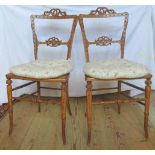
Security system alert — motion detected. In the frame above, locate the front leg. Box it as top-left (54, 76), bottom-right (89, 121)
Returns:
top-left (86, 81), bottom-right (92, 144)
top-left (61, 82), bottom-right (67, 144)
top-left (6, 78), bottom-right (13, 135)
top-left (144, 77), bottom-right (152, 139)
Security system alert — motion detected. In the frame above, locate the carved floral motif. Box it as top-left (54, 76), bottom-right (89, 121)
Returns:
top-left (89, 7), bottom-right (116, 16)
top-left (44, 8), bottom-right (67, 16)
top-left (95, 36), bottom-right (112, 46)
top-left (46, 37), bottom-right (62, 47)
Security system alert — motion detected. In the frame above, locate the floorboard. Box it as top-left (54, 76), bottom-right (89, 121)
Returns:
top-left (0, 92), bottom-right (155, 150)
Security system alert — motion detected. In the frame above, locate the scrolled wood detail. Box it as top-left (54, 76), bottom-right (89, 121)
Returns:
top-left (89, 7), bottom-right (116, 16)
top-left (95, 36), bottom-right (112, 46)
top-left (6, 78), bottom-right (12, 85)
top-left (145, 78), bottom-right (152, 86)
top-left (30, 15), bottom-right (38, 60)
top-left (86, 81), bottom-right (92, 91)
top-left (45, 37), bottom-right (62, 47)
top-left (44, 8), bottom-right (67, 17)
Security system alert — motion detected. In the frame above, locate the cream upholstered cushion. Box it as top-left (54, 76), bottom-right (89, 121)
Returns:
top-left (83, 59), bottom-right (150, 79)
top-left (10, 59), bottom-right (73, 79)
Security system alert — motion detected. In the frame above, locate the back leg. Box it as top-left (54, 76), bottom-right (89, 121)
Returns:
top-left (37, 81), bottom-right (41, 112)
top-left (117, 81), bottom-right (121, 114)
top-left (66, 81), bottom-right (72, 115)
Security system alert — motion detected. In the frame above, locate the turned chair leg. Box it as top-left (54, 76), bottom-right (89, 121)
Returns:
top-left (37, 81), bottom-right (41, 112)
top-left (86, 81), bottom-right (92, 144)
top-left (66, 82), bottom-right (72, 116)
top-left (6, 78), bottom-right (13, 135)
top-left (61, 82), bottom-right (67, 144)
top-left (144, 77), bottom-right (151, 139)
top-left (117, 81), bottom-right (121, 114)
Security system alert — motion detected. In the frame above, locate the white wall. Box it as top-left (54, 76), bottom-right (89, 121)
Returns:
top-left (0, 6), bottom-right (155, 104)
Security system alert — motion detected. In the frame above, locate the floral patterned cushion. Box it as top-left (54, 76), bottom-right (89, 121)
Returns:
top-left (84, 59), bottom-right (150, 79)
top-left (10, 59), bottom-right (73, 79)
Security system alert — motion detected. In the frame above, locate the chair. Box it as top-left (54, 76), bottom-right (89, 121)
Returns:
top-left (79, 7), bottom-right (152, 144)
top-left (6, 8), bottom-right (78, 144)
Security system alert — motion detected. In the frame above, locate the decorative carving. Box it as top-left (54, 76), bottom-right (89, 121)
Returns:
top-left (86, 81), bottom-right (92, 91)
top-left (89, 7), bottom-right (116, 16)
top-left (95, 36), bottom-right (112, 46)
top-left (145, 78), bottom-right (152, 86)
top-left (46, 37), bottom-right (62, 47)
top-left (44, 8), bottom-right (67, 17)
top-left (31, 8), bottom-right (78, 60)
top-left (6, 79), bottom-right (12, 85)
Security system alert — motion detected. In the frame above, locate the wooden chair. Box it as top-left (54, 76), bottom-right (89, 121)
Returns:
top-left (6, 8), bottom-right (78, 144)
top-left (79, 7), bottom-right (152, 144)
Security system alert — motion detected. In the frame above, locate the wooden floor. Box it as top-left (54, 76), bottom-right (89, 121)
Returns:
top-left (0, 92), bottom-right (155, 150)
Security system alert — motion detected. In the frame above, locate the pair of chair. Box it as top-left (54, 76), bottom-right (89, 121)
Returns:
top-left (6, 7), bottom-right (152, 144)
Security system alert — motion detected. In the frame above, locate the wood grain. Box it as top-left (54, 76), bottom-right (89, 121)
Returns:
top-left (0, 92), bottom-right (155, 150)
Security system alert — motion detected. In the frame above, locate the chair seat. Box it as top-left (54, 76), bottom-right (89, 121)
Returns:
top-left (83, 59), bottom-right (150, 79)
top-left (10, 59), bottom-right (73, 79)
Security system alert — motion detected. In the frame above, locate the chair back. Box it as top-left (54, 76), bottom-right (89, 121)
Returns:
top-left (79, 7), bottom-right (129, 62)
top-left (31, 8), bottom-right (78, 60)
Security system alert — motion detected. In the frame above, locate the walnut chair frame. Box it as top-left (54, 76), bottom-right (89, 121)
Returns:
top-left (79, 7), bottom-right (152, 144)
top-left (6, 8), bottom-right (78, 144)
